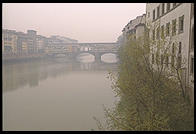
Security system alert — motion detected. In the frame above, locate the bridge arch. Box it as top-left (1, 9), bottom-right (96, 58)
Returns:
top-left (74, 51), bottom-right (119, 63)
top-left (74, 52), bottom-right (96, 63)
top-left (100, 52), bottom-right (118, 63)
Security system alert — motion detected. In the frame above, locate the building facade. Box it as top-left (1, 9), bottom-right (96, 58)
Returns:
top-left (36, 35), bottom-right (47, 53)
top-left (3, 29), bottom-right (78, 56)
top-left (16, 32), bottom-right (28, 55)
top-left (27, 30), bottom-right (37, 54)
top-left (122, 14), bottom-right (146, 44)
top-left (2, 29), bottom-right (18, 55)
top-left (146, 3), bottom-right (194, 103)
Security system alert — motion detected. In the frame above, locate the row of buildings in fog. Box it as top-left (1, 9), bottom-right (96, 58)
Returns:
top-left (119, 3), bottom-right (194, 103)
top-left (2, 29), bottom-right (78, 55)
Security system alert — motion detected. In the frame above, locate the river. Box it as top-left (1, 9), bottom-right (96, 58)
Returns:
top-left (3, 53), bottom-right (118, 131)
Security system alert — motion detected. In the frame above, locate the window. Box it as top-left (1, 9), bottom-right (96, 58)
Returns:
top-left (156, 27), bottom-right (160, 39)
top-left (161, 55), bottom-right (164, 65)
top-left (172, 19), bottom-right (176, 36)
top-left (4, 37), bottom-right (12, 41)
top-left (161, 25), bottom-right (164, 38)
top-left (171, 56), bottom-right (175, 67)
top-left (166, 55), bottom-right (169, 67)
top-left (4, 46), bottom-right (12, 53)
top-left (156, 52), bottom-right (159, 65)
top-left (179, 15), bottom-right (184, 33)
top-left (157, 6), bottom-right (160, 18)
top-left (190, 57), bottom-right (194, 74)
top-left (152, 29), bottom-right (155, 40)
top-left (177, 56), bottom-right (182, 69)
top-left (152, 54), bottom-right (154, 64)
top-left (167, 3), bottom-right (170, 12)
top-left (179, 42), bottom-right (182, 54)
top-left (166, 22), bottom-right (170, 36)
top-left (173, 3), bottom-right (177, 7)
top-left (172, 43), bottom-right (175, 54)
top-left (171, 43), bottom-right (175, 67)
top-left (146, 28), bottom-right (150, 38)
top-left (8, 37), bottom-right (12, 41)
top-left (162, 3), bottom-right (165, 15)
top-left (153, 9), bottom-right (155, 20)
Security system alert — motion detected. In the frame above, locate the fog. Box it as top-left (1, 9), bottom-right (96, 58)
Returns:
top-left (3, 3), bottom-right (146, 42)
top-left (3, 3), bottom-right (146, 130)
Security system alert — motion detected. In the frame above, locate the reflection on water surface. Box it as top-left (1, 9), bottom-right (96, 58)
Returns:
top-left (3, 54), bottom-right (118, 131)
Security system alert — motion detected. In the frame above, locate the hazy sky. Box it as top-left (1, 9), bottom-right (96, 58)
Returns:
top-left (3, 3), bottom-right (146, 43)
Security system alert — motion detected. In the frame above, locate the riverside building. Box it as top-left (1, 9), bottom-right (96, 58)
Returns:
top-left (2, 29), bottom-right (18, 55)
top-left (122, 14), bottom-right (146, 44)
top-left (145, 3), bottom-right (194, 103)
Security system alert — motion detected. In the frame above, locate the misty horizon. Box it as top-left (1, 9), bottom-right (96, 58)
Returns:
top-left (3, 3), bottom-right (146, 43)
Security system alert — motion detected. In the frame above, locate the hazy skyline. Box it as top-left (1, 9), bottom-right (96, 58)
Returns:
top-left (3, 3), bottom-right (146, 43)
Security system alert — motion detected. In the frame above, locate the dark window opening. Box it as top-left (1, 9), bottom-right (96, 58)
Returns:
top-left (157, 6), bottom-right (160, 18)
top-left (167, 3), bottom-right (170, 12)
top-left (179, 42), bottom-right (182, 54)
top-left (172, 19), bottom-right (176, 36)
top-left (156, 52), bottom-right (159, 65)
top-left (166, 55), bottom-right (169, 67)
top-left (153, 9), bottom-right (155, 20)
top-left (177, 56), bottom-right (182, 69)
top-left (161, 55), bottom-right (164, 65)
top-left (190, 57), bottom-right (194, 74)
top-left (171, 56), bottom-right (175, 67)
top-left (166, 22), bottom-right (170, 36)
top-left (153, 29), bottom-right (155, 40)
top-left (162, 3), bottom-right (165, 15)
top-left (179, 15), bottom-right (184, 33)
top-left (152, 54), bottom-right (154, 64)
top-left (161, 25), bottom-right (164, 38)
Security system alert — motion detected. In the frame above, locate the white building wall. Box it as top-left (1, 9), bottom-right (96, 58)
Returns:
top-left (136, 25), bottom-right (145, 39)
top-left (146, 3), bottom-right (193, 102)
top-left (146, 3), bottom-right (191, 62)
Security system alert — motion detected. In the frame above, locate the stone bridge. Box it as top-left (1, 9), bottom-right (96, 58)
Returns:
top-left (45, 42), bottom-right (120, 62)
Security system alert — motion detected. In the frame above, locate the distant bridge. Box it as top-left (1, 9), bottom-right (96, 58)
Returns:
top-left (45, 42), bottom-right (120, 62)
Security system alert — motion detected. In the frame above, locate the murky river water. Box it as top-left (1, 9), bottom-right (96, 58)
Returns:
top-left (3, 54), bottom-right (118, 131)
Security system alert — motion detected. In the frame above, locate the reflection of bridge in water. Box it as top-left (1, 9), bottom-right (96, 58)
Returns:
top-left (51, 59), bottom-right (118, 71)
top-left (46, 42), bottom-right (119, 63)
top-left (3, 59), bottom-right (118, 93)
